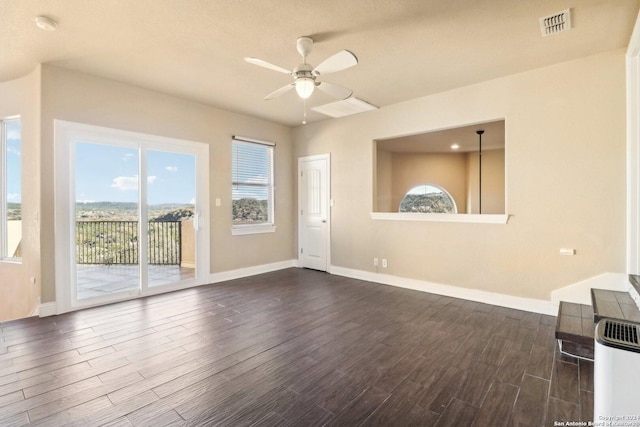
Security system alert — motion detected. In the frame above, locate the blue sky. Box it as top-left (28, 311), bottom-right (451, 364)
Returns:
top-left (75, 142), bottom-right (195, 205)
top-left (407, 184), bottom-right (441, 195)
top-left (6, 120), bottom-right (21, 203)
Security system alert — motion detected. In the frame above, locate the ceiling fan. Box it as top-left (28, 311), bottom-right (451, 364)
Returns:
top-left (244, 36), bottom-right (358, 101)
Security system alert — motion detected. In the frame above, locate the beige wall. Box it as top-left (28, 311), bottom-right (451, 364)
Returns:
top-left (390, 152), bottom-right (468, 213)
top-left (39, 65), bottom-right (295, 303)
top-left (374, 149), bottom-right (392, 211)
top-left (466, 148), bottom-right (505, 214)
top-left (375, 148), bottom-right (505, 214)
top-left (293, 49), bottom-right (626, 300)
top-left (180, 219), bottom-right (195, 269)
top-left (0, 47), bottom-right (627, 314)
top-left (0, 67), bottom-right (41, 321)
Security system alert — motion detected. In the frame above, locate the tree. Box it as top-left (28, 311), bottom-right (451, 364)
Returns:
top-left (232, 198), bottom-right (267, 223)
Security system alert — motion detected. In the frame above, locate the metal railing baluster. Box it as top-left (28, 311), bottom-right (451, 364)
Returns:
top-left (75, 220), bottom-right (180, 266)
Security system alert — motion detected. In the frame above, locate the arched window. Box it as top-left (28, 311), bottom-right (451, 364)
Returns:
top-left (399, 184), bottom-right (457, 214)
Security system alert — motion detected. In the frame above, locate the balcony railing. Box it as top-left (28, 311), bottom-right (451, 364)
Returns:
top-left (76, 220), bottom-right (182, 265)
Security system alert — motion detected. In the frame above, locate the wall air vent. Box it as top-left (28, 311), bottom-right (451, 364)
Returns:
top-left (539, 9), bottom-right (571, 37)
top-left (602, 319), bottom-right (640, 347)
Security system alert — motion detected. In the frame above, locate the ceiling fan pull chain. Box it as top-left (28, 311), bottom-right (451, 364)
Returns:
top-left (302, 99), bottom-right (308, 125)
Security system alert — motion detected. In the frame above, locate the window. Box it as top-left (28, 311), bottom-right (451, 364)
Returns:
top-left (399, 185), bottom-right (457, 213)
top-left (374, 119), bottom-right (506, 219)
top-left (231, 136), bottom-right (275, 234)
top-left (2, 117), bottom-right (21, 260)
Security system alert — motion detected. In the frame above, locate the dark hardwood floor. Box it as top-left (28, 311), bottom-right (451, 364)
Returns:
top-left (0, 268), bottom-right (592, 426)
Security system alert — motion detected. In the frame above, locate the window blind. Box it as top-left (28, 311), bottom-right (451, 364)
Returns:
top-left (231, 137), bottom-right (274, 226)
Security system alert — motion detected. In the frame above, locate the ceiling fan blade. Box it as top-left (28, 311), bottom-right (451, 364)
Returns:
top-left (264, 83), bottom-right (294, 100)
top-left (316, 81), bottom-right (353, 100)
top-left (244, 57), bottom-right (291, 75)
top-left (313, 50), bottom-right (358, 75)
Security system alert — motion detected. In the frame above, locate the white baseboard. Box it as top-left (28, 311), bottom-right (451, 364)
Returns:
top-left (41, 262), bottom-right (622, 318)
top-left (210, 259), bottom-right (298, 284)
top-left (550, 272), bottom-right (628, 306)
top-left (38, 302), bottom-right (58, 318)
top-left (331, 266), bottom-right (558, 316)
top-left (28, 298), bottom-right (41, 317)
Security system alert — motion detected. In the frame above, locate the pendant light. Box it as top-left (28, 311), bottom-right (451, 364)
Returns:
top-left (476, 130), bottom-right (484, 214)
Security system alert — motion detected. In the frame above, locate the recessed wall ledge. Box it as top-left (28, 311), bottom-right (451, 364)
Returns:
top-left (369, 212), bottom-right (510, 224)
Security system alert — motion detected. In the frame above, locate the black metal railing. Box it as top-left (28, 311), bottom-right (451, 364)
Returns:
top-left (76, 221), bottom-right (181, 265)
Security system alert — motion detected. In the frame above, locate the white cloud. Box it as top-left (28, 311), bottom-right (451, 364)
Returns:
top-left (122, 153), bottom-right (135, 162)
top-left (165, 166), bottom-right (178, 172)
top-left (111, 175), bottom-right (156, 191)
top-left (6, 129), bottom-right (20, 141)
top-left (111, 176), bottom-right (138, 191)
top-left (7, 146), bottom-right (20, 156)
top-left (190, 197), bottom-right (195, 204)
top-left (7, 193), bottom-right (19, 201)
top-left (76, 199), bottom-right (96, 204)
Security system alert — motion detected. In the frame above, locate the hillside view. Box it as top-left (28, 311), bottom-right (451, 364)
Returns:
top-left (232, 198), bottom-right (268, 224)
top-left (76, 202), bottom-right (194, 221)
top-left (75, 199), bottom-right (267, 223)
top-left (399, 193), bottom-right (456, 214)
top-left (12, 198), bottom-right (266, 223)
top-left (7, 203), bottom-right (20, 220)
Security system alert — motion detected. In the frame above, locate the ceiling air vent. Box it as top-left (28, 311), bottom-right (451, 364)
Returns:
top-left (539, 9), bottom-right (571, 37)
top-left (311, 97), bottom-right (378, 119)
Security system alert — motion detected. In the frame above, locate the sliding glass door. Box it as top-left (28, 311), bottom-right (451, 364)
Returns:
top-left (146, 150), bottom-right (196, 288)
top-left (75, 142), bottom-right (141, 300)
top-left (55, 121), bottom-right (209, 312)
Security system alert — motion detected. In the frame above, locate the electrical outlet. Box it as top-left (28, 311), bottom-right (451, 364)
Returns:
top-left (382, 259), bottom-right (388, 268)
top-left (373, 257), bottom-right (379, 267)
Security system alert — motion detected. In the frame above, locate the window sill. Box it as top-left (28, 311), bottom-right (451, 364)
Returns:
top-left (370, 212), bottom-right (509, 224)
top-left (232, 225), bottom-right (277, 236)
top-left (1, 258), bottom-right (22, 264)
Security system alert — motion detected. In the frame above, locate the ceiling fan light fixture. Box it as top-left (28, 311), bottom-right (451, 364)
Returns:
top-left (246, 36), bottom-right (357, 104)
top-left (295, 78), bottom-right (315, 99)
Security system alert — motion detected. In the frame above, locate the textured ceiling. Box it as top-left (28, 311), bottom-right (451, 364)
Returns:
top-left (1, 0), bottom-right (639, 127)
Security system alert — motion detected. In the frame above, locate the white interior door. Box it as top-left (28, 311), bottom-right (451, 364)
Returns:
top-left (298, 154), bottom-right (330, 271)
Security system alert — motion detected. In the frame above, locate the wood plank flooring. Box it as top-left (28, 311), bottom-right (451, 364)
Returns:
top-left (0, 268), bottom-right (593, 426)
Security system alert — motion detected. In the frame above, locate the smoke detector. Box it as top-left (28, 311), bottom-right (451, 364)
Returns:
top-left (35, 16), bottom-right (57, 31)
top-left (539, 9), bottom-right (571, 37)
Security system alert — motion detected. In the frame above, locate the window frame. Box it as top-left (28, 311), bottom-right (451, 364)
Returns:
top-left (231, 136), bottom-right (276, 235)
top-left (1, 115), bottom-right (22, 261)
